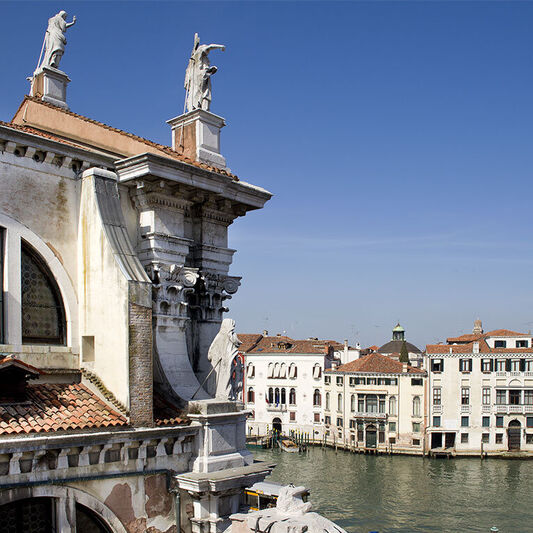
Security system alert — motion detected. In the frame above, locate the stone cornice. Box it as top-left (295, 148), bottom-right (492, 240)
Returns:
top-left (427, 353), bottom-right (533, 358)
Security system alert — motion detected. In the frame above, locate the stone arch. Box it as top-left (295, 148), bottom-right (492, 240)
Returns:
top-left (0, 212), bottom-right (78, 350)
top-left (0, 485), bottom-right (127, 533)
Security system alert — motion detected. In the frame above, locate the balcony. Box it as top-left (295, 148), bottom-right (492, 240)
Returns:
top-left (266, 404), bottom-right (288, 413)
top-left (432, 405), bottom-right (443, 414)
top-left (460, 405), bottom-right (472, 414)
top-left (352, 411), bottom-right (387, 420)
top-left (481, 405), bottom-right (491, 413)
top-left (494, 404), bottom-right (533, 414)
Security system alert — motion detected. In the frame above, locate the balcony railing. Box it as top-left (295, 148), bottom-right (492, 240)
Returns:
top-left (494, 404), bottom-right (533, 414)
top-left (352, 411), bottom-right (387, 420)
top-left (432, 405), bottom-right (443, 414)
top-left (266, 404), bottom-right (288, 412)
top-left (460, 405), bottom-right (472, 413)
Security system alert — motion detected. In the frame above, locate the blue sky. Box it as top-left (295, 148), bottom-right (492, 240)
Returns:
top-left (1, 1), bottom-right (533, 348)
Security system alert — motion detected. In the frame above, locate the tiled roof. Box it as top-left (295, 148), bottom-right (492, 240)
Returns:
top-left (0, 383), bottom-right (127, 435)
top-left (245, 335), bottom-right (332, 355)
top-left (484, 329), bottom-right (528, 337)
top-left (238, 334), bottom-right (264, 353)
top-left (0, 356), bottom-right (42, 376)
top-left (10, 96), bottom-right (238, 180)
top-left (426, 338), bottom-right (533, 355)
top-left (446, 334), bottom-right (483, 343)
top-left (153, 392), bottom-right (189, 427)
top-left (329, 352), bottom-right (425, 375)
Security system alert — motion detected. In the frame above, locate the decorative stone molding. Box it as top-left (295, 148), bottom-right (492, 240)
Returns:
top-left (189, 272), bottom-right (241, 322)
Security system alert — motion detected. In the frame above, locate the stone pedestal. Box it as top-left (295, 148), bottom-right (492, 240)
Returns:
top-left (31, 66), bottom-right (70, 110)
top-left (167, 109), bottom-right (227, 169)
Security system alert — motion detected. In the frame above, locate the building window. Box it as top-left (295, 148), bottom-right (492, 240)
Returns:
top-left (494, 340), bottom-right (507, 348)
top-left (482, 388), bottom-right (491, 405)
top-left (496, 390), bottom-right (506, 405)
top-left (358, 395), bottom-right (365, 412)
top-left (337, 417), bottom-right (343, 427)
top-left (389, 396), bottom-right (397, 416)
top-left (482, 433), bottom-right (489, 444)
top-left (461, 387), bottom-right (470, 406)
top-left (379, 428), bottom-right (385, 443)
top-left (496, 433), bottom-right (503, 444)
top-left (525, 360), bottom-right (533, 371)
top-left (280, 363), bottom-right (287, 379)
top-left (516, 340), bottom-right (528, 348)
top-left (496, 416), bottom-right (504, 428)
top-left (433, 387), bottom-right (441, 406)
top-left (21, 242), bottom-right (66, 345)
top-left (324, 375), bottom-right (331, 385)
top-left (357, 422), bottom-right (364, 442)
top-left (366, 395), bottom-right (378, 413)
top-left (481, 359), bottom-right (493, 373)
top-left (289, 363), bottom-right (298, 378)
top-left (389, 437), bottom-right (396, 444)
top-left (510, 359), bottom-right (520, 372)
top-left (412, 396), bottom-right (421, 417)
top-left (314, 412), bottom-right (320, 423)
top-left (367, 377), bottom-right (377, 385)
top-left (312, 364), bottom-right (321, 379)
top-left (379, 396), bottom-right (386, 414)
top-left (337, 393), bottom-right (343, 411)
top-left (527, 417), bottom-right (533, 428)
top-left (349, 377), bottom-right (356, 387)
top-left (411, 378), bottom-right (423, 386)
top-left (461, 433), bottom-right (469, 443)
top-left (431, 359), bottom-right (443, 372)
top-left (273, 363), bottom-right (280, 378)
top-left (325, 392), bottom-right (330, 411)
top-left (247, 387), bottom-right (255, 404)
top-left (526, 434), bottom-right (533, 444)
top-left (313, 389), bottom-right (321, 406)
top-left (349, 419), bottom-right (356, 429)
top-left (459, 359), bottom-right (472, 373)
top-left (290, 411), bottom-right (296, 421)
top-left (482, 416), bottom-right (490, 427)
top-left (461, 416), bottom-right (469, 427)
top-left (496, 359), bottom-right (506, 372)
top-left (289, 388), bottom-right (296, 405)
top-left (350, 394), bottom-right (356, 412)
top-left (325, 416), bottom-right (331, 425)
top-left (433, 416), bottom-right (441, 427)
top-left (268, 387), bottom-right (273, 404)
top-left (509, 390), bottom-right (521, 405)
top-left (389, 421), bottom-right (396, 432)
top-left (412, 422), bottom-right (421, 433)
top-left (280, 388), bottom-right (286, 404)
top-left (247, 364), bottom-right (255, 378)
top-left (412, 438), bottom-right (421, 446)
top-left (336, 376), bottom-right (343, 386)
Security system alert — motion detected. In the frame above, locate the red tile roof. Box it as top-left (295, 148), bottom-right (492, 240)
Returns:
top-left (0, 383), bottom-right (127, 435)
top-left (0, 356), bottom-right (42, 376)
top-left (446, 334), bottom-right (483, 343)
top-left (426, 338), bottom-right (533, 355)
top-left (238, 334), bottom-right (264, 353)
top-left (153, 392), bottom-right (189, 427)
top-left (484, 329), bottom-right (528, 337)
top-left (329, 352), bottom-right (425, 375)
top-left (244, 335), bottom-right (333, 355)
top-left (9, 96), bottom-right (238, 180)
top-left (0, 120), bottom-right (87, 150)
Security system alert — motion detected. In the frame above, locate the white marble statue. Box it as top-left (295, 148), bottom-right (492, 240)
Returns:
top-left (207, 318), bottom-right (241, 400)
top-left (40, 11), bottom-right (77, 69)
top-left (184, 33), bottom-right (225, 112)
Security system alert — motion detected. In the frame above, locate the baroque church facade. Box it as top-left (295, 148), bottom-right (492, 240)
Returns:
top-left (0, 14), bottom-right (271, 533)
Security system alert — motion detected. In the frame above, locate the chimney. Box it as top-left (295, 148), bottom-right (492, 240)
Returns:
top-left (262, 330), bottom-right (268, 336)
top-left (167, 109), bottom-right (227, 169)
top-left (402, 363), bottom-right (408, 373)
top-left (473, 342), bottom-right (479, 354)
top-left (331, 361), bottom-right (338, 371)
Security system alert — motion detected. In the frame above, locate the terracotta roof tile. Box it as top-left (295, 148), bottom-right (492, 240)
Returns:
top-left (10, 96), bottom-right (239, 180)
top-left (426, 338), bottom-right (533, 354)
top-left (153, 391), bottom-right (189, 427)
top-left (0, 383), bottom-right (127, 435)
top-left (328, 352), bottom-right (425, 375)
top-left (245, 335), bottom-right (333, 355)
top-left (237, 334), bottom-right (264, 353)
top-left (483, 329), bottom-right (528, 337)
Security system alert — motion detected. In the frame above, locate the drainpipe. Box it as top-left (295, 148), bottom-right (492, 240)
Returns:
top-left (169, 487), bottom-right (181, 533)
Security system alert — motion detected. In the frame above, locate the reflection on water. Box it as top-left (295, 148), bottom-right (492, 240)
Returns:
top-left (250, 446), bottom-right (533, 533)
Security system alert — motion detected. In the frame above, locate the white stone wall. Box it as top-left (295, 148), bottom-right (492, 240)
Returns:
top-left (244, 353), bottom-right (326, 440)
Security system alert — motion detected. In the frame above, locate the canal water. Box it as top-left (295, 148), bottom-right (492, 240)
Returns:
top-left (250, 446), bottom-right (533, 533)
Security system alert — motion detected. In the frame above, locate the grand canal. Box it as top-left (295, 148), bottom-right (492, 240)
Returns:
top-left (250, 446), bottom-right (533, 533)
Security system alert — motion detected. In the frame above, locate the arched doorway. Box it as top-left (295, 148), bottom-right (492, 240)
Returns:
top-left (272, 417), bottom-right (282, 433)
top-left (508, 420), bottom-right (521, 451)
top-left (366, 424), bottom-right (377, 448)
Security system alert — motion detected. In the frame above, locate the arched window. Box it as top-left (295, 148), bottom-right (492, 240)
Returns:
top-left (313, 364), bottom-right (322, 379)
top-left (247, 387), bottom-right (255, 403)
top-left (21, 241), bottom-right (65, 344)
top-left (325, 392), bottom-right (330, 410)
top-left (267, 363), bottom-right (274, 378)
top-left (268, 387), bottom-right (274, 404)
top-left (313, 389), bottom-right (321, 406)
top-left (274, 387), bottom-right (280, 404)
top-left (289, 388), bottom-right (296, 404)
top-left (351, 394), bottom-right (356, 412)
top-left (337, 393), bottom-right (343, 411)
top-left (247, 364), bottom-right (255, 378)
top-left (389, 396), bottom-right (397, 416)
top-left (280, 388), bottom-right (286, 404)
top-left (289, 363), bottom-right (297, 378)
top-left (274, 363), bottom-right (280, 378)
top-left (280, 363), bottom-right (287, 378)
top-left (413, 396), bottom-right (421, 417)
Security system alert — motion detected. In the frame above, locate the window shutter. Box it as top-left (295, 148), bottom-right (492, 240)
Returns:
top-left (520, 359), bottom-right (526, 372)
top-left (459, 359), bottom-right (464, 372)
top-left (490, 359), bottom-right (494, 372)
top-left (506, 359), bottom-right (511, 372)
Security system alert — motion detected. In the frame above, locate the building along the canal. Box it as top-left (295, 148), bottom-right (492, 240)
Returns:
top-left (426, 320), bottom-right (533, 456)
top-left (0, 15), bottom-right (273, 533)
top-left (241, 333), bottom-right (337, 440)
top-left (323, 353), bottom-right (427, 453)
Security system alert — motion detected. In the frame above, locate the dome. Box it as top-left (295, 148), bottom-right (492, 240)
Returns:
top-left (378, 340), bottom-right (421, 355)
top-left (392, 323), bottom-right (405, 333)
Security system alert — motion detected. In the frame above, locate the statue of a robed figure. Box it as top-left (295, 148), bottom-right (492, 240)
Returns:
top-left (184, 33), bottom-right (225, 112)
top-left (40, 11), bottom-right (77, 70)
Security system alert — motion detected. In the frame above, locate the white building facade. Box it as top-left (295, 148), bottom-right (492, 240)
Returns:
top-left (241, 335), bottom-right (334, 440)
top-left (426, 322), bottom-right (533, 456)
top-left (323, 353), bottom-right (427, 454)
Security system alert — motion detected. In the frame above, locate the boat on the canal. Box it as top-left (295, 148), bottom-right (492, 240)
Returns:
top-left (280, 439), bottom-right (299, 452)
top-left (245, 481), bottom-right (310, 511)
